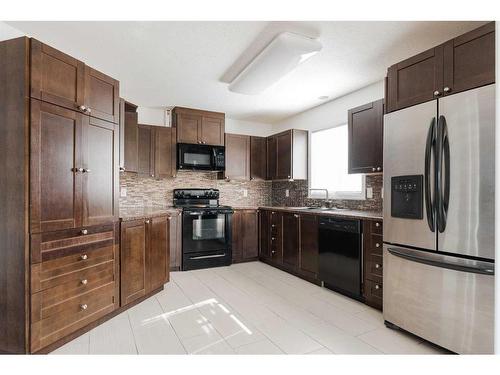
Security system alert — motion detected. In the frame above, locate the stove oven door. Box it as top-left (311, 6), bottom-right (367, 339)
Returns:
top-left (182, 210), bottom-right (232, 270)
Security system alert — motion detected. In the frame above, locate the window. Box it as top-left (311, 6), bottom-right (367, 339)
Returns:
top-left (309, 124), bottom-right (365, 200)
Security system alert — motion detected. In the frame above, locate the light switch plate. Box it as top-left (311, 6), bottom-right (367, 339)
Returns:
top-left (285, 189), bottom-right (290, 197)
top-left (366, 187), bottom-right (373, 199)
top-left (120, 188), bottom-right (127, 198)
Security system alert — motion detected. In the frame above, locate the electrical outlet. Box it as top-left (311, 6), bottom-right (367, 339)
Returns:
top-left (120, 188), bottom-right (127, 198)
top-left (366, 187), bottom-right (373, 199)
top-left (285, 189), bottom-right (290, 197)
top-left (243, 189), bottom-right (248, 197)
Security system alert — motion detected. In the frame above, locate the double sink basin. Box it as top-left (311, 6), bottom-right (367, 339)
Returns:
top-left (288, 207), bottom-right (349, 212)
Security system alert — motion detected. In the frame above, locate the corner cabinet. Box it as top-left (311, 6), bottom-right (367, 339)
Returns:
top-left (386, 22), bottom-right (495, 113)
top-left (348, 99), bottom-right (384, 174)
top-left (232, 209), bottom-right (259, 263)
top-left (267, 129), bottom-right (308, 180)
top-left (173, 107), bottom-right (225, 146)
top-left (224, 133), bottom-right (250, 180)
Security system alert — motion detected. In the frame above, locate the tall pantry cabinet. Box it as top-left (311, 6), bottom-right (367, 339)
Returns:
top-left (0, 37), bottom-right (120, 353)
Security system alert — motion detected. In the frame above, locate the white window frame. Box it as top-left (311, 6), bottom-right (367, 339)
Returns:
top-left (307, 125), bottom-right (366, 201)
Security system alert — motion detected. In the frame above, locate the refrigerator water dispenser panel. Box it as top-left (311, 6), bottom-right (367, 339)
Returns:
top-left (391, 175), bottom-right (423, 219)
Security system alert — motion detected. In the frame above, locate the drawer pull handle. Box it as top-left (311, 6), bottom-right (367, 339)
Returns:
top-left (375, 264), bottom-right (381, 269)
top-left (374, 285), bottom-right (380, 290)
top-left (80, 304), bottom-right (88, 310)
top-left (145, 219), bottom-right (150, 224)
top-left (80, 254), bottom-right (88, 260)
top-left (375, 222), bottom-right (380, 227)
top-left (375, 243), bottom-right (380, 248)
top-left (271, 237), bottom-right (276, 241)
top-left (81, 229), bottom-right (88, 235)
top-left (81, 279), bottom-right (88, 285)
top-left (271, 250), bottom-right (276, 255)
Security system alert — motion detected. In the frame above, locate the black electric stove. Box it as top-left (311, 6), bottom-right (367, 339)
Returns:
top-left (174, 189), bottom-right (233, 271)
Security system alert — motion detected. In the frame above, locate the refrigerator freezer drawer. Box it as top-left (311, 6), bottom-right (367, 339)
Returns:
top-left (383, 245), bottom-right (494, 354)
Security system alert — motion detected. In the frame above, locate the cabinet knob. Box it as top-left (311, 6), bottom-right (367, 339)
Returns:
top-left (73, 167), bottom-right (84, 173)
top-left (271, 237), bottom-right (276, 241)
top-left (271, 224), bottom-right (276, 228)
top-left (81, 279), bottom-right (88, 285)
top-left (375, 264), bottom-right (381, 269)
top-left (78, 105), bottom-right (87, 112)
top-left (80, 304), bottom-right (88, 311)
top-left (80, 254), bottom-right (88, 260)
top-left (443, 86), bottom-right (451, 93)
top-left (287, 176), bottom-right (291, 179)
top-left (372, 167), bottom-right (376, 172)
top-left (294, 214), bottom-right (299, 218)
top-left (375, 243), bottom-right (380, 248)
top-left (83, 168), bottom-right (91, 173)
top-left (376, 167), bottom-right (382, 171)
top-left (86, 108), bottom-right (92, 114)
top-left (433, 90), bottom-right (441, 97)
top-left (375, 222), bottom-right (380, 227)
top-left (167, 217), bottom-right (172, 221)
top-left (374, 284), bottom-right (380, 290)
top-left (145, 219), bottom-right (150, 224)
top-left (81, 229), bottom-right (88, 235)
top-left (271, 250), bottom-right (276, 255)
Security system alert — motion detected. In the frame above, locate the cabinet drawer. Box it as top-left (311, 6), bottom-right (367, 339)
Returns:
top-left (31, 282), bottom-right (116, 352)
top-left (370, 220), bottom-right (383, 235)
top-left (366, 254), bottom-right (383, 283)
top-left (364, 279), bottom-right (383, 310)
top-left (367, 234), bottom-right (383, 255)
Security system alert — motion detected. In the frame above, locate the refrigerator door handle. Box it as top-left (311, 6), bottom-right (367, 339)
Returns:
top-left (387, 247), bottom-right (494, 275)
top-left (436, 115), bottom-right (450, 233)
top-left (424, 117), bottom-right (436, 232)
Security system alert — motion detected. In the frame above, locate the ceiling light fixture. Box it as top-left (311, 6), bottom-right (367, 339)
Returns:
top-left (228, 32), bottom-right (322, 95)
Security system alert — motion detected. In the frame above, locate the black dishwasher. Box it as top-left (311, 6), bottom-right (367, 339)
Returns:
top-left (318, 217), bottom-right (362, 300)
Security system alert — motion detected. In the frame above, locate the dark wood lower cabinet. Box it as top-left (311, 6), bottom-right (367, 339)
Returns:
top-left (232, 209), bottom-right (259, 263)
top-left (168, 211), bottom-right (183, 271)
top-left (282, 213), bottom-right (299, 270)
top-left (259, 209), bottom-right (271, 259)
top-left (363, 220), bottom-right (384, 310)
top-left (298, 214), bottom-right (318, 278)
top-left (120, 215), bottom-right (170, 307)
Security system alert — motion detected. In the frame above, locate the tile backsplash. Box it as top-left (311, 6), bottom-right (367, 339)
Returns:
top-left (271, 174), bottom-right (383, 212)
top-left (119, 171), bottom-right (272, 208)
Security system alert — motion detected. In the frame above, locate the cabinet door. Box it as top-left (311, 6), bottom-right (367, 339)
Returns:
top-left (259, 210), bottom-right (270, 259)
top-left (282, 213), bottom-right (299, 270)
top-left (177, 113), bottom-right (201, 144)
top-left (225, 134), bottom-right (250, 180)
top-left (154, 127), bottom-right (176, 179)
top-left (123, 111), bottom-right (139, 173)
top-left (137, 125), bottom-right (154, 177)
top-left (84, 66), bottom-right (120, 124)
top-left (148, 216), bottom-right (169, 291)
top-left (241, 210), bottom-right (259, 260)
top-left (30, 99), bottom-right (83, 233)
top-left (82, 117), bottom-right (119, 226)
top-left (270, 211), bottom-right (283, 264)
top-left (250, 136), bottom-right (267, 180)
top-left (120, 219), bottom-right (147, 306)
top-left (348, 99), bottom-right (384, 174)
top-left (275, 131), bottom-right (292, 180)
top-left (231, 210), bottom-right (243, 263)
top-left (443, 22), bottom-right (495, 96)
top-left (387, 46), bottom-right (443, 112)
top-left (30, 39), bottom-right (85, 112)
top-left (266, 136), bottom-right (277, 180)
top-left (168, 212), bottom-right (183, 271)
top-left (299, 214), bottom-right (318, 278)
top-left (201, 115), bottom-right (225, 146)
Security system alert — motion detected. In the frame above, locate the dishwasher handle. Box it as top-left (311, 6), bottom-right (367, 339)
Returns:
top-left (319, 217), bottom-right (361, 234)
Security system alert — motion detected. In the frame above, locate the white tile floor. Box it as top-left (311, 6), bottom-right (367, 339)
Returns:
top-left (51, 261), bottom-right (448, 355)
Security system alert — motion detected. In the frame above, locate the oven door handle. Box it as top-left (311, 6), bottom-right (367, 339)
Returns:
top-left (187, 211), bottom-right (205, 216)
top-left (189, 254), bottom-right (227, 260)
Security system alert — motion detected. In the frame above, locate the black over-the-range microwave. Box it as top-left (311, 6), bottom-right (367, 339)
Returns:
top-left (177, 143), bottom-right (225, 171)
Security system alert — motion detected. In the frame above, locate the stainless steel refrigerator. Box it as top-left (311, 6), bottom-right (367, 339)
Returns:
top-left (382, 84), bottom-right (495, 354)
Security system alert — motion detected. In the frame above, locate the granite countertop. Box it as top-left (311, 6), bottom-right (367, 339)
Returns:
top-left (119, 206), bottom-right (182, 222)
top-left (257, 206), bottom-right (383, 221)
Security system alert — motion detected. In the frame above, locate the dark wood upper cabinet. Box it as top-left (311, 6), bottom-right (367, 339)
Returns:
top-left (299, 214), bottom-right (318, 279)
top-left (348, 99), bottom-right (384, 174)
top-left (137, 125), bottom-right (154, 177)
top-left (120, 219), bottom-right (147, 306)
top-left (173, 107), bottom-right (225, 146)
top-left (82, 117), bottom-right (119, 226)
top-left (267, 129), bottom-right (308, 180)
top-left (387, 46), bottom-right (443, 112)
top-left (30, 39), bottom-right (85, 113)
top-left (386, 22), bottom-right (495, 113)
top-left (224, 133), bottom-right (250, 180)
top-left (148, 216), bottom-right (169, 291)
top-left (84, 66), bottom-right (120, 124)
top-left (443, 22), bottom-right (495, 96)
top-left (30, 99), bottom-right (83, 233)
top-left (122, 107), bottom-right (139, 173)
top-left (250, 136), bottom-right (267, 180)
top-left (232, 209), bottom-right (259, 263)
top-left (282, 212), bottom-right (299, 270)
top-left (154, 127), bottom-right (177, 179)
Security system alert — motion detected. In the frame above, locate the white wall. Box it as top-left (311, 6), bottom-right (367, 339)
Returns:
top-left (272, 80), bottom-right (385, 133)
top-left (225, 118), bottom-right (274, 137)
top-left (0, 21), bottom-right (24, 41)
top-left (137, 107), bottom-right (167, 126)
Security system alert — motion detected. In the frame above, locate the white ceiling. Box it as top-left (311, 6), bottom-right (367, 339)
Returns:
top-left (6, 21), bottom-right (486, 123)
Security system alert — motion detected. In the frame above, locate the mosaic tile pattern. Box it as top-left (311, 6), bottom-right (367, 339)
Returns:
top-left (119, 171), bottom-right (272, 208)
top-left (271, 174), bottom-right (383, 212)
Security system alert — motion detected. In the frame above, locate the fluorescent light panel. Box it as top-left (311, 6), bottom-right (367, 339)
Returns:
top-left (228, 32), bottom-right (322, 95)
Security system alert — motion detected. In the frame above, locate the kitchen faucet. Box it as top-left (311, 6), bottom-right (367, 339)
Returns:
top-left (308, 188), bottom-right (331, 208)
